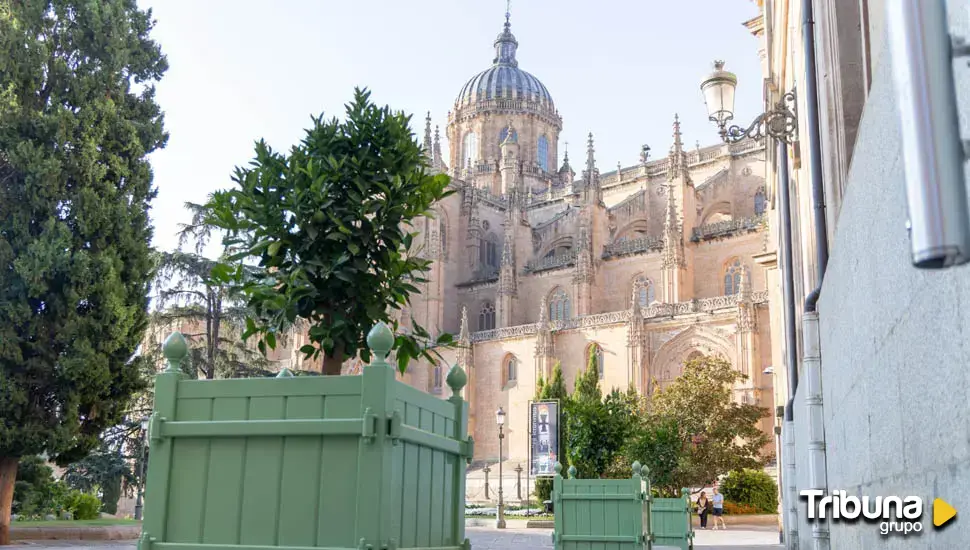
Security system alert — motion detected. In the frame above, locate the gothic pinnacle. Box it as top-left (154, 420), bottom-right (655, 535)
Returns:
top-left (671, 113), bottom-right (683, 153)
top-left (423, 112), bottom-right (433, 160)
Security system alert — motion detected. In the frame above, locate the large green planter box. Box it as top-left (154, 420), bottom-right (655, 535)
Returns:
top-left (139, 323), bottom-right (472, 550)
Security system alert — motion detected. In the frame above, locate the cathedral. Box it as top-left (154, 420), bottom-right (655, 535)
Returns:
top-left (335, 12), bottom-right (776, 465)
top-left (143, 11), bottom-right (776, 469)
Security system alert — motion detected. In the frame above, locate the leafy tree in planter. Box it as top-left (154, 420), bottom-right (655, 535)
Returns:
top-left (198, 89), bottom-right (454, 375)
top-left (0, 1), bottom-right (166, 543)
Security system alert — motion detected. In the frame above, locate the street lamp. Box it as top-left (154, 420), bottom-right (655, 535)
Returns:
top-left (134, 416), bottom-right (149, 521)
top-left (701, 60), bottom-right (798, 144)
top-left (495, 406), bottom-right (507, 529)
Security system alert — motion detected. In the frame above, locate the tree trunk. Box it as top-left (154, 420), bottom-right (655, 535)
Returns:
top-left (0, 456), bottom-right (19, 546)
top-left (321, 343), bottom-right (346, 375)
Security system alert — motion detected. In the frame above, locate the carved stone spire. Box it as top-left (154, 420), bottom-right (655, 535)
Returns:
top-left (573, 217), bottom-right (594, 284)
top-left (582, 133), bottom-right (602, 204)
top-left (670, 113), bottom-right (683, 154)
top-left (423, 112), bottom-right (433, 160)
top-left (534, 298), bottom-right (555, 364)
top-left (433, 125), bottom-right (444, 170)
top-left (667, 114), bottom-right (691, 183)
top-left (498, 227), bottom-right (516, 296)
top-left (457, 306), bottom-right (472, 365)
top-left (661, 182), bottom-right (685, 269)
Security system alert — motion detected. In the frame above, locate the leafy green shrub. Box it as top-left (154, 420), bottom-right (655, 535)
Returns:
top-left (12, 456), bottom-right (70, 518)
top-left (534, 478), bottom-right (553, 502)
top-left (719, 469), bottom-right (778, 514)
top-left (64, 491), bottom-right (102, 520)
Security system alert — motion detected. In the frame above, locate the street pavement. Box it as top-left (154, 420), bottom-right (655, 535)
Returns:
top-left (9, 527), bottom-right (783, 550)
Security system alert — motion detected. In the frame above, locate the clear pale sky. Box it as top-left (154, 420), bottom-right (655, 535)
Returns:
top-left (138, 0), bottom-right (763, 255)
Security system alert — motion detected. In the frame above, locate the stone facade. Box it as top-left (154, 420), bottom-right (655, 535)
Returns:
top-left (755, 0), bottom-right (970, 548)
top-left (346, 12), bottom-right (777, 466)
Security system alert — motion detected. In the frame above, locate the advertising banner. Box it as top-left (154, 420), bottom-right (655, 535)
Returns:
top-left (530, 400), bottom-right (559, 477)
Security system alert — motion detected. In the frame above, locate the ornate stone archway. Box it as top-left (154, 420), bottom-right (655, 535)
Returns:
top-left (649, 325), bottom-right (736, 386)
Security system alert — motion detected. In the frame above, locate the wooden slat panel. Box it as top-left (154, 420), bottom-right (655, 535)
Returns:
top-left (395, 383), bottom-right (456, 419)
top-left (167, 398), bottom-right (213, 543)
top-left (161, 418), bottom-right (364, 438)
top-left (177, 376), bottom-right (361, 399)
top-left (278, 396), bottom-right (326, 547)
top-left (317, 394), bottom-right (361, 548)
top-left (238, 397), bottom-right (285, 546)
top-left (201, 397), bottom-right (249, 544)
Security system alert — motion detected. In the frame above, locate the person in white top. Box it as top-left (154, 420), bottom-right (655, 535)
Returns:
top-left (711, 486), bottom-right (727, 530)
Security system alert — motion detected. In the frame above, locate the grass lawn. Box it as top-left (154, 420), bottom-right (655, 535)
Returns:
top-left (13, 519), bottom-right (141, 528)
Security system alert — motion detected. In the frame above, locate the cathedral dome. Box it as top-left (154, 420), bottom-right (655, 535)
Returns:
top-left (453, 15), bottom-right (556, 116)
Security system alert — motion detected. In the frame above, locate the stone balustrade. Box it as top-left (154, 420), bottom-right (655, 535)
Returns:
top-left (691, 215), bottom-right (766, 242)
top-left (602, 235), bottom-right (665, 259)
top-left (470, 291), bottom-right (769, 342)
top-left (523, 250), bottom-right (577, 273)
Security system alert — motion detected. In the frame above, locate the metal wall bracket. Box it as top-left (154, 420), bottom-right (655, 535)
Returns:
top-left (148, 413), bottom-right (164, 443)
top-left (386, 411), bottom-right (402, 445)
top-left (361, 408), bottom-right (378, 443)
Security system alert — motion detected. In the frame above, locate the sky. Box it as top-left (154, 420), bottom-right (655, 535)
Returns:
top-left (138, 0), bottom-right (763, 255)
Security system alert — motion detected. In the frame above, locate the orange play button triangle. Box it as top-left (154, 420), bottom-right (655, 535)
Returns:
top-left (933, 498), bottom-right (957, 527)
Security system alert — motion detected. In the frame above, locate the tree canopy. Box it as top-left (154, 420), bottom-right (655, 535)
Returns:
top-left (0, 0), bottom-right (166, 541)
top-left (622, 355), bottom-right (770, 495)
top-left (199, 88), bottom-right (453, 374)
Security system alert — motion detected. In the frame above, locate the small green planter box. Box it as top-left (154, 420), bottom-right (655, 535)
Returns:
top-left (551, 463), bottom-right (651, 550)
top-left (651, 491), bottom-right (694, 550)
top-left (139, 322), bottom-right (472, 550)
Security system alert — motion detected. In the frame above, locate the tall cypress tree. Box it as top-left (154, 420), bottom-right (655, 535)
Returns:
top-left (0, 2), bottom-right (167, 542)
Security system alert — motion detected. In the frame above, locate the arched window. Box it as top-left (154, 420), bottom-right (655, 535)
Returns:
top-left (480, 233), bottom-right (499, 270)
top-left (537, 135), bottom-right (549, 171)
top-left (549, 288), bottom-right (571, 321)
top-left (724, 258), bottom-right (745, 295)
top-left (506, 356), bottom-right (517, 383)
top-left (634, 275), bottom-right (655, 307)
top-left (589, 344), bottom-right (605, 379)
top-left (754, 188), bottom-right (766, 215)
top-left (463, 132), bottom-right (478, 164)
top-left (499, 127), bottom-right (518, 144)
top-left (479, 302), bottom-right (496, 331)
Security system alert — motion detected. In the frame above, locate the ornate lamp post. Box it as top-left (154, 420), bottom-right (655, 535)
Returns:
top-left (701, 60), bottom-right (798, 144)
top-left (134, 416), bottom-right (150, 520)
top-left (495, 406), bottom-right (507, 529)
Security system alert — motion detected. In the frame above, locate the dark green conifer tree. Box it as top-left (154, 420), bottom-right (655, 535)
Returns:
top-left (0, 2), bottom-right (167, 542)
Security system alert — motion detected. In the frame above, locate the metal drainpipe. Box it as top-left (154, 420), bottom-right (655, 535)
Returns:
top-left (776, 141), bottom-right (801, 549)
top-left (801, 0), bottom-right (831, 549)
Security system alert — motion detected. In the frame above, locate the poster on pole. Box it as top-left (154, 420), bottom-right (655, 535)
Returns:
top-left (530, 400), bottom-right (559, 477)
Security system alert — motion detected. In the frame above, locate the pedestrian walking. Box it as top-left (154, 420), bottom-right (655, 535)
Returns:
top-left (711, 486), bottom-right (726, 530)
top-left (696, 491), bottom-right (711, 529)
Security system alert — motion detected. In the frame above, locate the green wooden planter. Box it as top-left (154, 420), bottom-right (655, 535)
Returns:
top-left (551, 462), bottom-right (651, 550)
top-left (651, 490), bottom-right (694, 550)
top-left (138, 322), bottom-right (472, 550)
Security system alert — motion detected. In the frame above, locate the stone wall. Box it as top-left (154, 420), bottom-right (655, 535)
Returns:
top-left (803, 4), bottom-right (970, 547)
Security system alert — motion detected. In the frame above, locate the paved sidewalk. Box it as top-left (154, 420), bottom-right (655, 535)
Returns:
top-left (10, 529), bottom-right (783, 550)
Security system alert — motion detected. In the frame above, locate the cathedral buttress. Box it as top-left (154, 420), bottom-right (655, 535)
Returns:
top-left (660, 114), bottom-right (694, 303)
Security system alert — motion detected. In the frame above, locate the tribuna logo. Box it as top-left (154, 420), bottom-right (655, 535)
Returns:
top-left (801, 490), bottom-right (924, 536)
